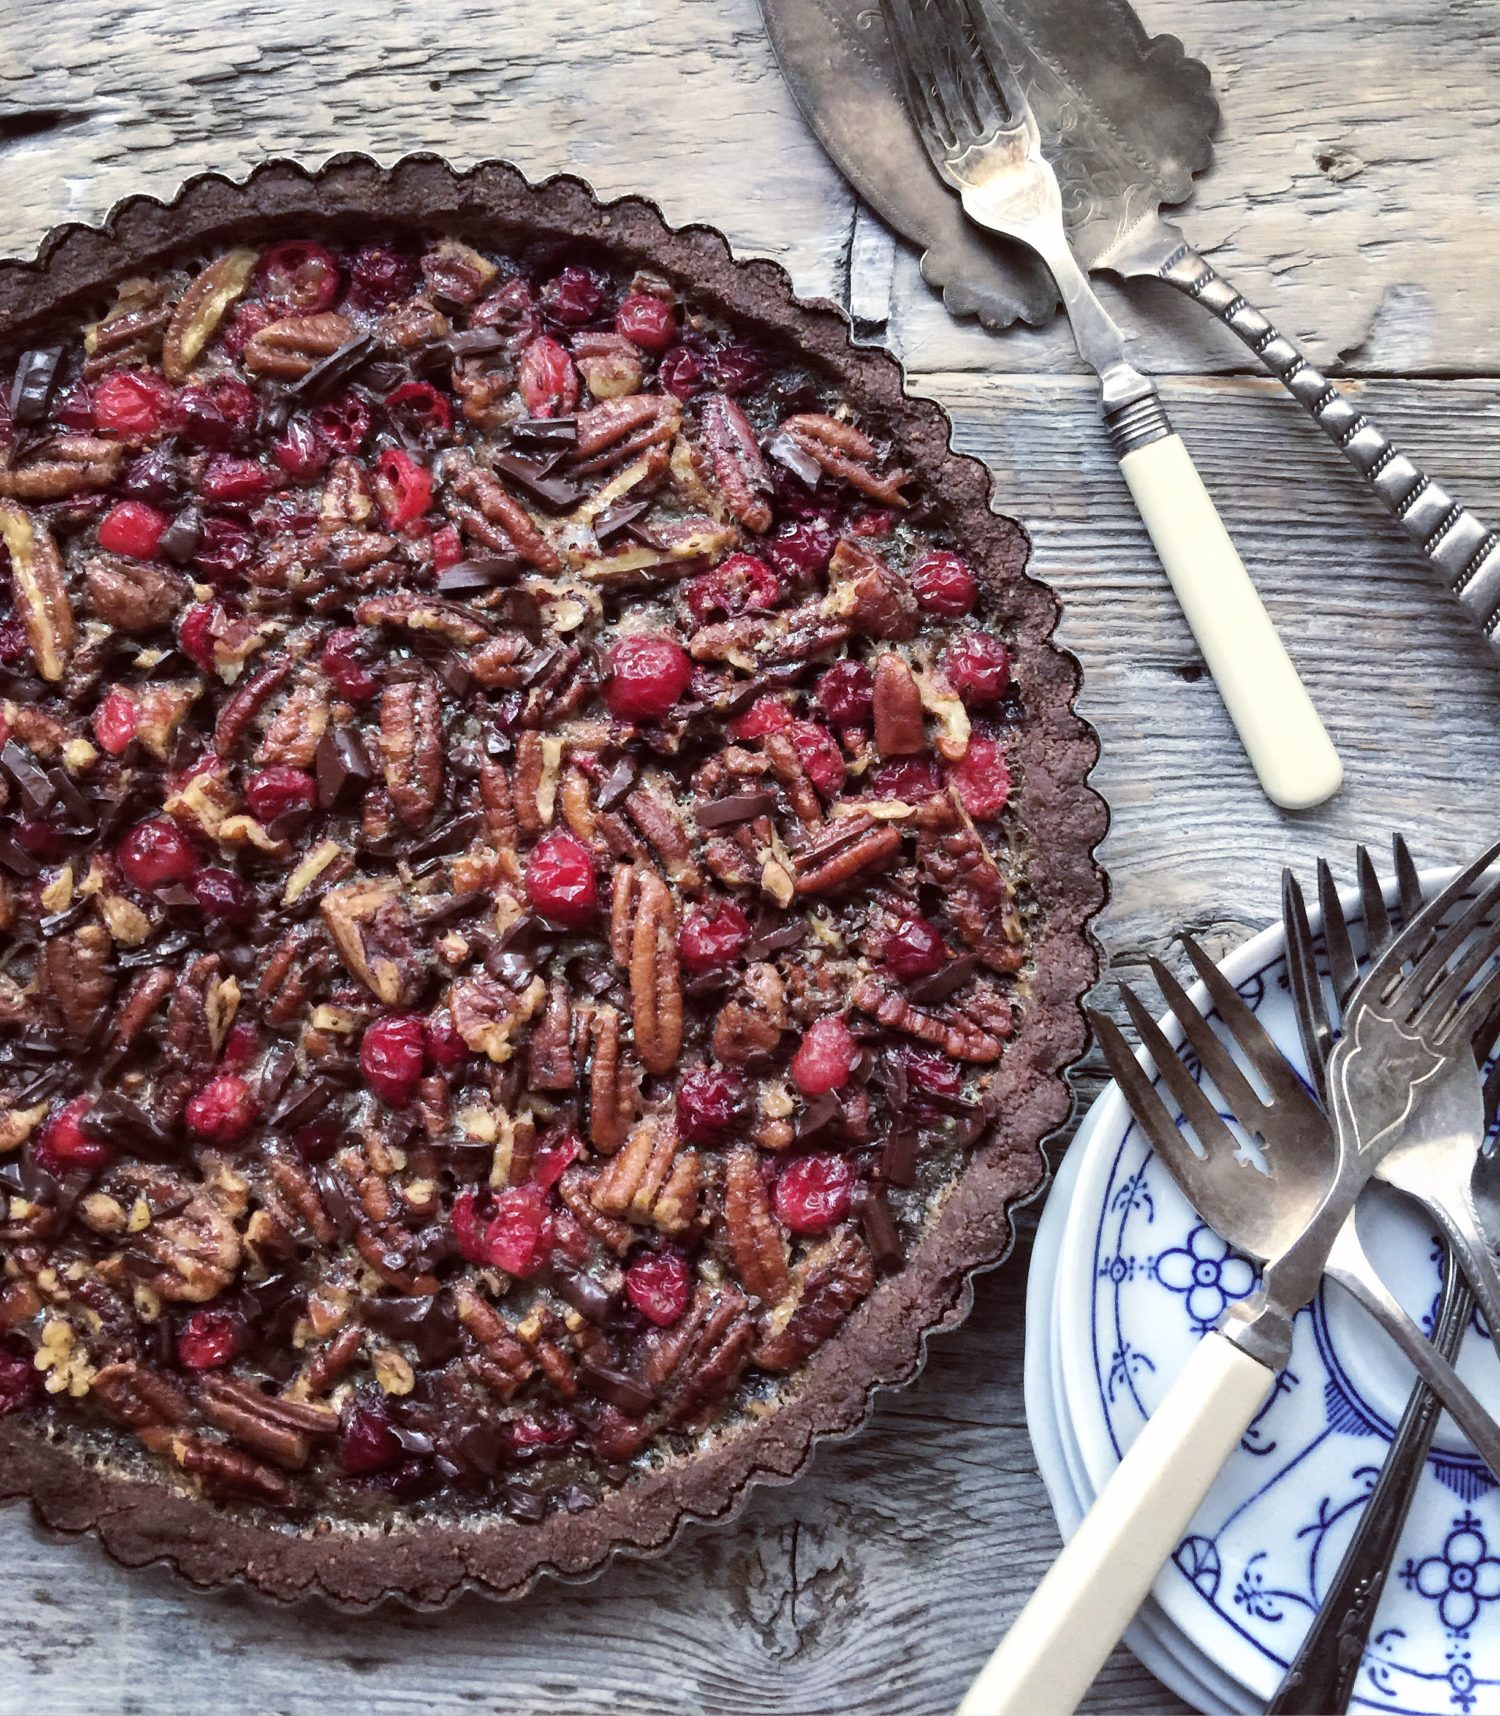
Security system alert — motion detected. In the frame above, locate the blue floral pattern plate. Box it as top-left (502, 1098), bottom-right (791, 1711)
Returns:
top-left (1047, 871), bottom-right (1500, 1715)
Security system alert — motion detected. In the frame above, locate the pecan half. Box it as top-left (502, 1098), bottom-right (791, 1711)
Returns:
top-left (792, 813), bottom-right (901, 896)
top-left (39, 924), bottom-right (114, 1041)
top-left (214, 659), bottom-right (291, 757)
top-left (84, 276), bottom-right (173, 377)
top-left (527, 978), bottom-right (575, 1091)
top-left (851, 972), bottom-right (1006, 1062)
top-left (134, 1184), bottom-right (244, 1302)
top-left (355, 591), bottom-right (492, 647)
top-left (178, 1437), bottom-right (292, 1506)
top-left (378, 673), bottom-right (443, 828)
top-left (698, 393), bottom-right (772, 531)
top-left (449, 972), bottom-right (546, 1062)
top-left (664, 1288), bottom-right (756, 1432)
top-left (755, 1234), bottom-right (874, 1370)
top-left (243, 312), bottom-right (355, 379)
top-left (724, 1147), bottom-right (791, 1305)
top-left (571, 393), bottom-right (681, 475)
top-left (872, 652), bottom-right (926, 757)
top-left (446, 459), bottom-right (559, 571)
top-left (779, 413), bottom-right (910, 505)
top-left (0, 436), bottom-right (123, 500)
top-left (320, 878), bottom-right (427, 1007)
top-left (627, 867), bottom-right (682, 1076)
top-left (83, 554), bottom-right (188, 633)
top-left (592, 1117), bottom-right (698, 1232)
top-left (712, 963), bottom-right (787, 1064)
top-left (828, 538), bottom-right (918, 640)
top-left (162, 248), bottom-right (257, 381)
top-left (584, 1004), bottom-right (636, 1152)
top-left (451, 1281), bottom-right (535, 1401)
top-left (0, 503), bottom-right (72, 681)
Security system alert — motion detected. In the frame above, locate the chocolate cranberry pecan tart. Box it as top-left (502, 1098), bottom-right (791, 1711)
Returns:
top-left (0, 159), bottom-right (1104, 1602)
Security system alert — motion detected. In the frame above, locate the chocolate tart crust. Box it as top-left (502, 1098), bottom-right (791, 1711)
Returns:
top-left (0, 153), bottom-right (1108, 1607)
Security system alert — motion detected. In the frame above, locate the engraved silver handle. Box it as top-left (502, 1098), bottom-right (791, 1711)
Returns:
top-left (1159, 245), bottom-right (1500, 650)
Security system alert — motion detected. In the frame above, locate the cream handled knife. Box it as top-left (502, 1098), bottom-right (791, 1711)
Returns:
top-left (880, 0), bottom-right (1342, 811)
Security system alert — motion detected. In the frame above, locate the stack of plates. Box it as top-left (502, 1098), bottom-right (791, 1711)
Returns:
top-left (1026, 883), bottom-right (1500, 1715)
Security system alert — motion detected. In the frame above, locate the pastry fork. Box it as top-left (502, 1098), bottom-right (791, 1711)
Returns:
top-left (880, 0), bottom-right (1341, 812)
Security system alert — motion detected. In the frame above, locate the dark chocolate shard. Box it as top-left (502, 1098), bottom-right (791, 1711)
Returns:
top-left (157, 506), bottom-right (203, 566)
top-left (268, 1079), bottom-right (335, 1130)
top-left (906, 954), bottom-right (980, 1006)
top-left (0, 836), bottom-right (42, 878)
top-left (881, 1127), bottom-right (919, 1189)
top-left (695, 790), bottom-right (777, 829)
top-left (592, 498), bottom-right (651, 545)
top-left (550, 1264), bottom-right (614, 1325)
top-left (795, 1090), bottom-right (844, 1142)
top-left (765, 430), bottom-right (823, 489)
top-left (315, 727), bottom-right (374, 811)
top-left (578, 1362), bottom-right (653, 1417)
top-left (441, 327), bottom-right (509, 360)
top-left (742, 917), bottom-right (807, 960)
top-left (9, 346), bottom-right (63, 427)
top-left (438, 656), bottom-right (473, 698)
top-left (858, 1185), bottom-right (905, 1274)
top-left (286, 334), bottom-right (376, 404)
top-left (511, 416), bottom-right (578, 446)
top-left (83, 1092), bottom-right (179, 1158)
top-left (491, 449), bottom-right (582, 511)
top-left (595, 755), bottom-right (638, 812)
top-left (362, 1294), bottom-right (463, 1367)
top-left (312, 1166), bottom-right (363, 1243)
top-left (434, 556), bottom-right (521, 595)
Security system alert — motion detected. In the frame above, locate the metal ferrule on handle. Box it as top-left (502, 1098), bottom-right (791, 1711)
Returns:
top-left (1159, 245), bottom-right (1500, 648)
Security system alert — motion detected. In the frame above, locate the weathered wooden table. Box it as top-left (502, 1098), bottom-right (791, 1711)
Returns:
top-left (2, 0), bottom-right (1499, 1709)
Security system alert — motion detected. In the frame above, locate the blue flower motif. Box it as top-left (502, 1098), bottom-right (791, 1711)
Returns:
top-left (1402, 1512), bottom-right (1500, 1635)
top-left (1153, 1223), bottom-right (1257, 1334)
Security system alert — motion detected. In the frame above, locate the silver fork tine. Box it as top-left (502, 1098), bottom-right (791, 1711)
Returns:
top-left (931, 0), bottom-right (1009, 141)
top-left (1177, 934), bottom-right (1308, 1109)
top-left (1120, 984), bottom-right (1245, 1162)
top-left (1357, 844), bottom-right (1393, 961)
top-left (1318, 856), bottom-right (1359, 1006)
top-left (1282, 869), bottom-right (1332, 1101)
top-left (1399, 871), bottom-right (1500, 1012)
top-left (881, 0), bottom-right (958, 155)
top-left (1432, 936), bottom-right (1500, 1048)
top-left (957, 0), bottom-right (1039, 134)
top-left (1146, 954), bottom-right (1270, 1130)
top-left (1091, 1009), bottom-right (1221, 1180)
top-left (1359, 836), bottom-right (1500, 1006)
top-left (1393, 833), bottom-right (1425, 923)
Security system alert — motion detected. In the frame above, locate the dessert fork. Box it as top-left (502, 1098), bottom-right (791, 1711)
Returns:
top-left (880, 0), bottom-right (1341, 812)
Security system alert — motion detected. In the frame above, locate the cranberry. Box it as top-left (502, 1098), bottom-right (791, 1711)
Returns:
top-left (525, 831), bottom-right (599, 928)
top-left (452, 1184), bottom-right (553, 1277)
top-left (901, 1044), bottom-right (963, 1100)
top-left (200, 455), bottom-right (273, 508)
top-left (676, 1067), bottom-right (744, 1144)
top-left (500, 1409), bottom-right (575, 1457)
top-left (791, 1015), bottom-right (859, 1096)
top-left (951, 737), bottom-right (1011, 820)
top-left (711, 342), bottom-right (771, 396)
top-left (194, 517), bottom-right (256, 585)
top-left (423, 1010), bottom-right (468, 1069)
top-left (884, 915), bottom-right (949, 980)
top-left (624, 1249), bottom-right (692, 1326)
top-left (349, 245), bottom-right (418, 307)
top-left (0, 618), bottom-right (26, 662)
top-left (91, 369), bottom-right (176, 438)
top-left (518, 335), bottom-right (580, 418)
top-left (541, 265), bottom-right (609, 326)
top-left (383, 380), bottom-right (452, 439)
top-left (245, 766), bottom-right (317, 825)
top-left (339, 1395), bottom-right (401, 1475)
top-left (119, 447), bottom-right (185, 506)
top-left (685, 551), bottom-right (780, 623)
top-left (293, 1118), bottom-right (341, 1163)
top-left (765, 518), bottom-right (837, 581)
top-left (910, 549), bottom-right (978, 615)
top-left (271, 415), bottom-right (330, 478)
top-left (179, 376), bottom-right (259, 450)
top-left (220, 301), bottom-right (279, 358)
top-left (192, 866), bottom-right (253, 925)
top-left (320, 628), bottom-right (378, 702)
top-left (431, 524), bottom-right (462, 570)
top-left (256, 240), bottom-right (343, 313)
top-left (185, 1074), bottom-right (258, 1146)
top-left (846, 506), bottom-right (897, 537)
top-left (310, 390), bottom-right (373, 453)
top-left (92, 688), bottom-right (137, 756)
top-left (871, 755), bottom-right (944, 801)
top-left (775, 1152), bottom-right (856, 1235)
top-left (727, 696), bottom-right (792, 741)
top-left (786, 720), bottom-right (846, 798)
top-left (615, 293), bottom-right (677, 353)
top-left (942, 631), bottom-right (1011, 705)
top-left (97, 499), bottom-right (167, 559)
top-left (532, 1130), bottom-right (582, 1191)
top-left (360, 1013), bottom-right (426, 1107)
top-left (220, 1020), bottom-right (259, 1068)
top-left (35, 1096), bottom-right (112, 1174)
top-left (178, 603), bottom-right (220, 671)
top-left (657, 346), bottom-right (705, 400)
top-left (473, 276), bottom-right (538, 336)
top-left (52, 379), bottom-right (95, 431)
top-left (678, 899), bottom-right (751, 973)
top-left (175, 1307), bottom-right (243, 1370)
top-left (604, 634), bottom-right (692, 721)
top-left (16, 820), bottom-right (72, 860)
top-left (373, 448), bottom-right (433, 530)
top-left (0, 1337), bottom-right (40, 1415)
top-left (118, 818), bottom-right (197, 888)
top-left (817, 660), bottom-right (874, 727)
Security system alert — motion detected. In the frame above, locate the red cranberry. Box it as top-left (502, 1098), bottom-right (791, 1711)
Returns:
top-left (271, 414), bottom-right (330, 478)
top-left (943, 631), bottom-right (1011, 705)
top-left (92, 689), bottom-right (137, 756)
top-left (431, 524), bottom-right (462, 570)
top-left (657, 346), bottom-right (705, 400)
top-left (676, 1067), bottom-right (744, 1144)
top-left (220, 301), bottom-right (279, 358)
top-left (765, 518), bottom-right (837, 580)
top-left (118, 818), bottom-right (197, 888)
top-left (518, 335), bottom-right (580, 418)
top-left (349, 245), bottom-right (418, 307)
top-left (373, 448), bottom-right (433, 530)
top-left (293, 1117), bottom-right (341, 1163)
top-left (383, 380), bottom-right (452, 439)
top-left (220, 1020), bottom-right (259, 1068)
top-left (0, 1337), bottom-right (40, 1415)
top-left (685, 551), bottom-right (780, 623)
top-left (200, 455), bottom-right (272, 507)
top-left (871, 755), bottom-right (944, 801)
top-left (310, 390), bottom-right (372, 453)
top-left (615, 293), bottom-right (677, 353)
top-left (256, 240), bottom-right (343, 313)
top-left (846, 507), bottom-right (897, 537)
top-left (884, 915), bottom-right (949, 980)
top-left (192, 866), bottom-right (253, 924)
top-left (15, 820), bottom-right (72, 860)
top-left (120, 447), bottom-right (185, 506)
top-left (178, 603), bottom-right (220, 671)
top-left (901, 1045), bottom-right (963, 1100)
top-left (951, 737), bottom-right (1011, 820)
top-left (179, 376), bottom-right (258, 450)
top-left (678, 899), bottom-right (751, 973)
top-left (604, 634), bottom-right (692, 721)
top-left (0, 618), bottom-right (26, 663)
top-left (91, 369), bottom-right (176, 438)
top-left (52, 379), bottom-right (95, 431)
top-left (525, 832), bottom-right (599, 928)
top-left (624, 1249), bottom-right (691, 1326)
top-left (911, 549), bottom-right (978, 616)
top-left (360, 1013), bottom-right (426, 1107)
top-left (35, 1096), bottom-right (112, 1174)
top-left (500, 1409), bottom-right (575, 1457)
top-left (791, 1015), bottom-right (859, 1096)
top-left (97, 499), bottom-right (167, 559)
top-left (194, 517), bottom-right (256, 585)
top-left (245, 766), bottom-right (317, 825)
top-left (531, 1130), bottom-right (582, 1192)
top-left (775, 1152), bottom-right (856, 1235)
top-left (816, 660), bottom-right (875, 727)
top-left (540, 266), bottom-right (609, 326)
top-left (711, 342), bottom-right (771, 395)
top-left (339, 1395), bottom-right (401, 1475)
top-left (320, 628), bottom-right (378, 702)
top-left (185, 1074), bottom-right (258, 1146)
top-left (452, 1185), bottom-right (553, 1277)
top-left (423, 1010), bottom-right (468, 1069)
top-left (175, 1307), bottom-right (243, 1370)
top-left (786, 720), bottom-right (846, 798)
top-left (727, 696), bottom-right (792, 741)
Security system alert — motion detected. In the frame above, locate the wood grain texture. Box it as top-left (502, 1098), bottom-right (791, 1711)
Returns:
top-left (1, 0), bottom-right (1499, 1710)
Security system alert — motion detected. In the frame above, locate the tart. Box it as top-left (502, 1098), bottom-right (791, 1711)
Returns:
top-left (0, 158), bottom-right (1105, 1604)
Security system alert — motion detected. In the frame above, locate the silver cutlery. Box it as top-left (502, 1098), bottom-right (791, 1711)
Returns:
top-left (956, 843), bottom-right (1500, 1716)
top-left (1271, 843), bottom-right (1500, 1714)
top-left (878, 0), bottom-right (1341, 811)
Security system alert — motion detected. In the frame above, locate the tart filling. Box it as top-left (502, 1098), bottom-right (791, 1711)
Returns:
top-left (0, 230), bottom-right (1032, 1523)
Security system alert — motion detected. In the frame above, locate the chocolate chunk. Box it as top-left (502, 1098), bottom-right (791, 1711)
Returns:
top-left (9, 347), bottom-right (63, 427)
top-left (0, 836), bottom-right (39, 877)
top-left (311, 1167), bottom-right (362, 1243)
top-left (518, 641), bottom-right (563, 688)
top-left (269, 1079), bottom-right (335, 1130)
top-left (881, 1127), bottom-right (919, 1188)
top-left (493, 588), bottom-right (543, 639)
top-left (266, 806), bottom-right (315, 844)
top-left (115, 930), bottom-right (193, 967)
top-left (765, 431), bottom-right (823, 489)
top-left (403, 811), bottom-right (481, 861)
top-left (438, 656), bottom-right (473, 698)
top-left (742, 918), bottom-right (807, 960)
top-left (257, 1043), bottom-right (296, 1110)
top-left (362, 1295), bottom-right (463, 1367)
top-left (441, 327), bottom-right (509, 359)
top-left (315, 727), bottom-right (374, 811)
top-left (683, 968), bottom-right (733, 1000)
top-left (434, 556), bottom-right (521, 595)
top-left (411, 891), bottom-right (486, 928)
top-left (592, 498), bottom-right (651, 545)
top-left (502, 1484), bottom-right (547, 1522)
top-left (38, 902), bottom-right (89, 938)
top-left (593, 755), bottom-right (636, 813)
top-left (157, 506), bottom-right (203, 565)
top-left (84, 1092), bottom-right (179, 1159)
top-left (795, 1090), bottom-right (845, 1142)
top-left (858, 1185), bottom-right (905, 1274)
top-left (1, 740), bottom-right (55, 812)
top-left (491, 449), bottom-right (582, 511)
top-left (906, 954), bottom-right (980, 1006)
top-left (550, 1264), bottom-right (614, 1325)
top-left (578, 1363), bottom-right (653, 1417)
top-left (695, 790), bottom-right (777, 829)
top-left (511, 416), bottom-right (578, 445)
top-left (286, 335), bottom-right (377, 404)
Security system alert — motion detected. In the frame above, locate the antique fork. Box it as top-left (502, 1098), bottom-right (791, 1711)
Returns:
top-left (1270, 845), bottom-right (1500, 1713)
top-left (880, 0), bottom-right (1341, 811)
top-left (957, 847), bottom-right (1500, 1716)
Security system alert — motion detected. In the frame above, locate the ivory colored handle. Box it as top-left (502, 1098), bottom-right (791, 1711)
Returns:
top-left (956, 1329), bottom-right (1274, 1716)
top-left (1119, 433), bottom-right (1343, 811)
